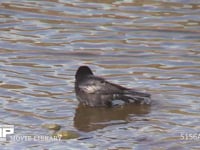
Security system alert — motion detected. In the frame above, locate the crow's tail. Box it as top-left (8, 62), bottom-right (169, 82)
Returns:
top-left (121, 90), bottom-right (151, 104)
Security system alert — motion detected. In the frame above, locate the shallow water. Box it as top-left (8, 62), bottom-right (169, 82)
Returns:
top-left (0, 0), bottom-right (200, 149)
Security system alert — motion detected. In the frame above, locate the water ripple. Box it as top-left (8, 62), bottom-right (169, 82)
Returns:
top-left (0, 0), bottom-right (199, 149)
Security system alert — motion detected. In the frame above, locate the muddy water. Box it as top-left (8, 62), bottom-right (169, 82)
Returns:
top-left (0, 0), bottom-right (200, 149)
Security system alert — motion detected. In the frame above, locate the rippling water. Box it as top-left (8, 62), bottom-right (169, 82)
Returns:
top-left (0, 0), bottom-right (200, 149)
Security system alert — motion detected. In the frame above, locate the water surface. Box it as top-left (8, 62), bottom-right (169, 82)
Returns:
top-left (0, 0), bottom-right (200, 149)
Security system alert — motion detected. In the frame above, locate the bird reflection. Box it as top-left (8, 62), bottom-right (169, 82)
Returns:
top-left (74, 104), bottom-right (151, 132)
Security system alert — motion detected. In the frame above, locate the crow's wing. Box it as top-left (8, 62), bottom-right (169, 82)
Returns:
top-left (78, 75), bottom-right (151, 104)
top-left (78, 76), bottom-right (124, 94)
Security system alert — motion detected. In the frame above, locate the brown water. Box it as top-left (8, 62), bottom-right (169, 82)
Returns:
top-left (0, 0), bottom-right (200, 149)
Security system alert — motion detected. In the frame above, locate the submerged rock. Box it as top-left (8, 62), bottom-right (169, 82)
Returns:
top-left (42, 124), bottom-right (61, 131)
top-left (53, 130), bottom-right (80, 139)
